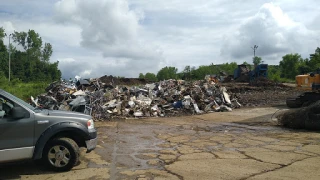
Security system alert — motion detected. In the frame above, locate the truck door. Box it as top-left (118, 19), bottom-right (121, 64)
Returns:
top-left (0, 95), bottom-right (35, 162)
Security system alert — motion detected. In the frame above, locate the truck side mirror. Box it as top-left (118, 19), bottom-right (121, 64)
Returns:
top-left (310, 73), bottom-right (315, 77)
top-left (12, 107), bottom-right (26, 119)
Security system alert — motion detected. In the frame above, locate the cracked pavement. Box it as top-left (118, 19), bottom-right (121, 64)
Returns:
top-left (1, 106), bottom-right (320, 180)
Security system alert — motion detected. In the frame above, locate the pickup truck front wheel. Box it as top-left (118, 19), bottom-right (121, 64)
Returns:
top-left (43, 138), bottom-right (79, 171)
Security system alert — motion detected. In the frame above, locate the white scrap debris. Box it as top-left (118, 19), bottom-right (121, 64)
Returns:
top-left (73, 90), bottom-right (86, 96)
top-left (220, 87), bottom-right (231, 105)
top-left (134, 111), bottom-right (143, 117)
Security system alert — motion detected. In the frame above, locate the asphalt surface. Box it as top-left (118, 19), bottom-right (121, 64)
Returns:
top-left (1, 106), bottom-right (320, 180)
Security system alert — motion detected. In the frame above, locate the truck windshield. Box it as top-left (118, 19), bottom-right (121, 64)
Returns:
top-left (3, 91), bottom-right (35, 111)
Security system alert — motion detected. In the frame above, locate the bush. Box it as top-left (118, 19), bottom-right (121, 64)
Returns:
top-left (9, 78), bottom-right (22, 86)
top-left (1, 81), bottom-right (48, 101)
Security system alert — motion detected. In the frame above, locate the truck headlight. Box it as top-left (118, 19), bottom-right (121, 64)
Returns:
top-left (87, 119), bottom-right (95, 130)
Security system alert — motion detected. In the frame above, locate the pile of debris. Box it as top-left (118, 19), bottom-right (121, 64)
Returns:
top-left (31, 77), bottom-right (242, 120)
top-left (277, 101), bottom-right (320, 130)
top-left (249, 77), bottom-right (286, 87)
top-left (99, 75), bottom-right (153, 86)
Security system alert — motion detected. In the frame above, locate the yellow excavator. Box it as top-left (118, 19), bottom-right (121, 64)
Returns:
top-left (286, 69), bottom-right (320, 108)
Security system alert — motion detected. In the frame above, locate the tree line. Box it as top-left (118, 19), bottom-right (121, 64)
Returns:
top-left (0, 27), bottom-right (61, 83)
top-left (139, 47), bottom-right (320, 82)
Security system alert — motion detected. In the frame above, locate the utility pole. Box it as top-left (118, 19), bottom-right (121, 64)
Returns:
top-left (251, 45), bottom-right (258, 57)
top-left (4, 33), bottom-right (12, 82)
top-left (8, 33), bottom-right (12, 82)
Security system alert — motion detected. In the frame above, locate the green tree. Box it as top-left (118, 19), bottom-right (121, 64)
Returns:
top-left (157, 66), bottom-right (178, 80)
top-left (12, 31), bottom-right (28, 50)
top-left (42, 43), bottom-right (53, 62)
top-left (144, 72), bottom-right (157, 81)
top-left (0, 27), bottom-right (5, 39)
top-left (178, 63), bottom-right (238, 80)
top-left (183, 65), bottom-right (191, 80)
top-left (47, 61), bottom-right (61, 80)
top-left (138, 73), bottom-right (145, 79)
top-left (191, 65), bottom-right (213, 79)
top-left (0, 27), bottom-right (8, 79)
top-left (190, 66), bottom-right (196, 80)
top-left (253, 56), bottom-right (262, 66)
top-left (307, 47), bottom-right (320, 69)
top-left (0, 27), bottom-right (61, 82)
top-left (297, 58), bottom-right (312, 74)
top-left (242, 61), bottom-right (251, 70)
top-left (219, 62), bottom-right (238, 75)
top-left (268, 65), bottom-right (281, 82)
top-left (279, 53), bottom-right (303, 79)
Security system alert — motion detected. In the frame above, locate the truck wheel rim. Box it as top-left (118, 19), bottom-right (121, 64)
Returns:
top-left (48, 145), bottom-right (70, 167)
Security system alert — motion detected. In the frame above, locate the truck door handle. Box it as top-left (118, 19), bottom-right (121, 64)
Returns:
top-left (37, 120), bottom-right (49, 124)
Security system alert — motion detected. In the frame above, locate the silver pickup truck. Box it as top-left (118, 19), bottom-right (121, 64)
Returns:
top-left (0, 89), bottom-right (97, 171)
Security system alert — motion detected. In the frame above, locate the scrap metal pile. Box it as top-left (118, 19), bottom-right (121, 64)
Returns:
top-left (31, 78), bottom-right (242, 120)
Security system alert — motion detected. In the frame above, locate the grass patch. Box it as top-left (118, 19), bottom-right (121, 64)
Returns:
top-left (0, 81), bottom-right (48, 101)
top-left (278, 78), bottom-right (295, 83)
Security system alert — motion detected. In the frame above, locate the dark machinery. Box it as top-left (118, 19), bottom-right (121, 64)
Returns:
top-left (249, 64), bottom-right (268, 82)
top-left (233, 64), bottom-right (268, 82)
top-left (286, 69), bottom-right (320, 108)
top-left (233, 64), bottom-right (250, 82)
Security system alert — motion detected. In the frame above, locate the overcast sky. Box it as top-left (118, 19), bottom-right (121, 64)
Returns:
top-left (0, 0), bottom-right (319, 79)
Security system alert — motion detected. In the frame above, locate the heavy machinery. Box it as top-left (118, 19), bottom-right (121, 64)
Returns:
top-left (249, 64), bottom-right (268, 82)
top-left (233, 64), bottom-right (250, 82)
top-left (286, 69), bottom-right (320, 108)
top-left (233, 64), bottom-right (268, 82)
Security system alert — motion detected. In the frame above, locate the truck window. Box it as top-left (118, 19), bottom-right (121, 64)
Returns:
top-left (0, 96), bottom-right (13, 117)
top-left (0, 95), bottom-right (30, 119)
top-left (1, 91), bottom-right (35, 111)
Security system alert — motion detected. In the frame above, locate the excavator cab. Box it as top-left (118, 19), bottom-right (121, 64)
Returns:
top-left (296, 69), bottom-right (320, 91)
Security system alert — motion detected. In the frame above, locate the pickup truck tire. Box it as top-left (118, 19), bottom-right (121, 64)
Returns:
top-left (42, 138), bottom-right (80, 171)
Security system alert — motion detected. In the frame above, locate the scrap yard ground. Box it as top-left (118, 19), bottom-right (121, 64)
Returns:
top-left (1, 105), bottom-right (320, 180)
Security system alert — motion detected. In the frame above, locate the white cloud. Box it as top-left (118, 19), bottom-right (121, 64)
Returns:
top-left (54, 0), bottom-right (163, 78)
top-left (57, 58), bottom-right (76, 63)
top-left (0, 0), bottom-right (319, 78)
top-left (220, 2), bottom-right (317, 64)
top-left (1, 21), bottom-right (15, 34)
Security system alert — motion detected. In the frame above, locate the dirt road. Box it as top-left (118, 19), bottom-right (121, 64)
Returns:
top-left (1, 106), bottom-right (320, 180)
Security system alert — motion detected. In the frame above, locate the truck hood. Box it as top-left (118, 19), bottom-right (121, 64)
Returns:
top-left (35, 109), bottom-right (92, 121)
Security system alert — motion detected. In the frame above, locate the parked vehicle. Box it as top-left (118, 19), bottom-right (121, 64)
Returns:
top-left (0, 89), bottom-right (97, 171)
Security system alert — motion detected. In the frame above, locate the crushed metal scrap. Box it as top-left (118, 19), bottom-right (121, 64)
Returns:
top-left (31, 77), bottom-right (242, 120)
